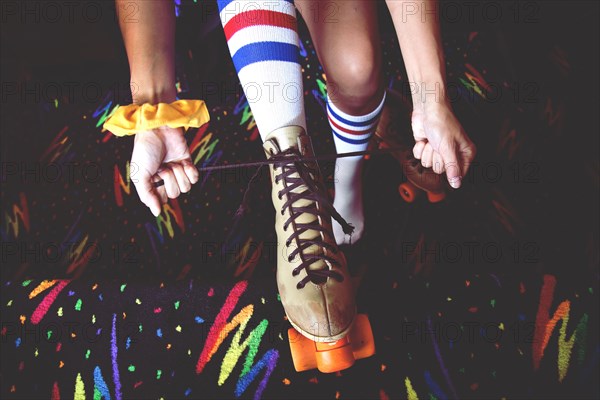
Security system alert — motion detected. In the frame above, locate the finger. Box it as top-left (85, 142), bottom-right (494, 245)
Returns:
top-left (133, 172), bottom-right (163, 217)
top-left (169, 163), bottom-right (192, 193)
top-left (181, 159), bottom-right (200, 185)
top-left (459, 140), bottom-right (477, 177)
top-left (411, 113), bottom-right (426, 141)
top-left (413, 140), bottom-right (426, 160)
top-left (432, 152), bottom-right (445, 174)
top-left (152, 175), bottom-right (168, 204)
top-left (439, 142), bottom-right (462, 189)
top-left (421, 143), bottom-right (433, 168)
top-left (157, 167), bottom-right (180, 199)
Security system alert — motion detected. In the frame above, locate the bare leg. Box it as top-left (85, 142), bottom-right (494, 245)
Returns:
top-left (296, 0), bottom-right (386, 245)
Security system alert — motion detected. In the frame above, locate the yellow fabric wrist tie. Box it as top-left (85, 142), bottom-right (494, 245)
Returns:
top-left (103, 99), bottom-right (210, 137)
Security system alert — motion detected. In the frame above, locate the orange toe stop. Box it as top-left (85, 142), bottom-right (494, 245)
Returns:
top-left (315, 336), bottom-right (355, 373)
top-left (288, 328), bottom-right (317, 372)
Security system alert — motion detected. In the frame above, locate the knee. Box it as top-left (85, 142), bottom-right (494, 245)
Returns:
top-left (327, 50), bottom-right (382, 114)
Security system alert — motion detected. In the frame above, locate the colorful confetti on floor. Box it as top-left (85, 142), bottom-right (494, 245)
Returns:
top-left (1, 1), bottom-right (598, 399)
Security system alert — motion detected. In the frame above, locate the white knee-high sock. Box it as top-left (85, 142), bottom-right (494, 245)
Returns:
top-left (217, 0), bottom-right (306, 139)
top-left (327, 93), bottom-right (386, 245)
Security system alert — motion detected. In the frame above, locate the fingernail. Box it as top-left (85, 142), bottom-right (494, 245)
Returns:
top-left (449, 176), bottom-right (462, 189)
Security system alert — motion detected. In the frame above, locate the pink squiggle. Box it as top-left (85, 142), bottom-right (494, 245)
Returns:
top-left (30, 280), bottom-right (70, 325)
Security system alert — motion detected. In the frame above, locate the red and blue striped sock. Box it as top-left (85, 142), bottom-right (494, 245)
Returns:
top-left (327, 93), bottom-right (386, 245)
top-left (217, 0), bottom-right (306, 140)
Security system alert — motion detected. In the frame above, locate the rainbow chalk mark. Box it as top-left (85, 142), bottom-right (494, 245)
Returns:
top-left (29, 280), bottom-right (58, 299)
top-left (459, 63), bottom-right (491, 99)
top-left (311, 78), bottom-right (328, 112)
top-left (233, 239), bottom-right (263, 279)
top-left (491, 190), bottom-right (519, 236)
top-left (113, 162), bottom-right (132, 207)
top-left (93, 95), bottom-right (119, 129)
top-left (74, 373), bottom-right (86, 400)
top-left (218, 306), bottom-right (268, 385)
top-left (93, 366), bottom-right (112, 400)
top-left (235, 97), bottom-right (257, 131)
top-left (424, 370), bottom-right (448, 400)
top-left (51, 381), bottom-right (60, 400)
top-left (405, 377), bottom-right (419, 400)
top-left (497, 119), bottom-right (521, 160)
top-left (65, 234), bottom-right (98, 276)
top-left (189, 125), bottom-right (224, 189)
top-left (30, 280), bottom-right (70, 325)
top-left (196, 281), bottom-right (279, 399)
top-left (39, 126), bottom-right (73, 164)
top-left (533, 274), bottom-right (588, 382)
top-left (156, 198), bottom-right (186, 238)
top-left (233, 95), bottom-right (259, 140)
top-left (144, 198), bottom-right (186, 267)
top-left (111, 313), bottom-right (123, 400)
top-left (2, 192), bottom-right (30, 239)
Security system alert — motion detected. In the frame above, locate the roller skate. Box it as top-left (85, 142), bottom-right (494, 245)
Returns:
top-left (263, 126), bottom-right (375, 373)
top-left (374, 89), bottom-right (449, 203)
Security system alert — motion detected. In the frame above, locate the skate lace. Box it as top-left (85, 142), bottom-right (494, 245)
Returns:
top-left (272, 148), bottom-right (354, 288)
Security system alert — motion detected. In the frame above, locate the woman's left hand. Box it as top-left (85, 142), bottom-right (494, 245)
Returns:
top-left (411, 102), bottom-right (476, 189)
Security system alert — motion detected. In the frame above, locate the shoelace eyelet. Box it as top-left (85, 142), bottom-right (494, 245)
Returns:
top-left (266, 147), bottom-right (353, 287)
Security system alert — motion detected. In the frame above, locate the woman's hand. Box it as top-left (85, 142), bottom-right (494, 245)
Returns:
top-left (411, 102), bottom-right (476, 189)
top-left (130, 126), bottom-right (199, 216)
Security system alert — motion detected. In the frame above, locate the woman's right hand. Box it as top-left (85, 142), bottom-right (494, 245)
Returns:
top-left (130, 126), bottom-right (199, 217)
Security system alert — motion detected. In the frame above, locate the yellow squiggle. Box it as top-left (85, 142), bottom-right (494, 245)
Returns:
top-left (405, 377), bottom-right (419, 400)
top-left (239, 105), bottom-right (257, 131)
top-left (114, 162), bottom-right (132, 206)
top-left (156, 201), bottom-right (185, 239)
top-left (73, 373), bottom-right (85, 400)
top-left (459, 64), bottom-right (490, 99)
top-left (540, 301), bottom-right (588, 382)
top-left (216, 305), bottom-right (270, 386)
top-left (196, 282), bottom-right (278, 399)
top-left (3, 192), bottom-right (29, 238)
top-left (191, 130), bottom-right (220, 166)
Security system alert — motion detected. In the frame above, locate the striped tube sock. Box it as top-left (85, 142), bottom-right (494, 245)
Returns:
top-left (217, 0), bottom-right (306, 140)
top-left (327, 93), bottom-right (386, 245)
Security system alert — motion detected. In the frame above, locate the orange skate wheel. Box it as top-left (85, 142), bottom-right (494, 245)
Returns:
top-left (288, 328), bottom-right (317, 372)
top-left (398, 181), bottom-right (419, 203)
top-left (349, 314), bottom-right (376, 360)
top-left (427, 191), bottom-right (446, 203)
top-left (315, 336), bottom-right (355, 373)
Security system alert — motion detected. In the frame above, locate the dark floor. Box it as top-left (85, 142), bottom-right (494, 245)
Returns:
top-left (1, 1), bottom-right (599, 399)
